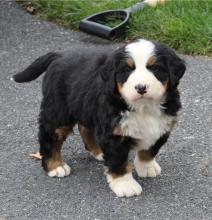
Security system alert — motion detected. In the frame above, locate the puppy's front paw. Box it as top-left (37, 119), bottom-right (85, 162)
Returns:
top-left (107, 173), bottom-right (142, 197)
top-left (90, 152), bottom-right (104, 161)
top-left (94, 153), bottom-right (104, 161)
top-left (135, 158), bottom-right (161, 178)
top-left (48, 163), bottom-right (71, 178)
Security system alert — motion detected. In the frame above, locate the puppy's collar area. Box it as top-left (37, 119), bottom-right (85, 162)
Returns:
top-left (126, 98), bottom-right (164, 112)
top-left (127, 104), bottom-right (167, 114)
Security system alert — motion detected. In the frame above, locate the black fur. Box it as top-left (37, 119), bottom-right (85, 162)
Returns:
top-left (154, 41), bottom-right (186, 88)
top-left (12, 52), bottom-right (60, 83)
top-left (149, 133), bottom-right (170, 158)
top-left (148, 42), bottom-right (186, 116)
top-left (13, 41), bottom-right (186, 176)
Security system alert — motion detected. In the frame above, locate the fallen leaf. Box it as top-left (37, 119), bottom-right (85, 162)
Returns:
top-left (26, 5), bottom-right (36, 14)
top-left (29, 152), bottom-right (42, 160)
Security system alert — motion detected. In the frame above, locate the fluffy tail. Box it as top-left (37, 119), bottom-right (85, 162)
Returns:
top-left (11, 52), bottom-right (59, 83)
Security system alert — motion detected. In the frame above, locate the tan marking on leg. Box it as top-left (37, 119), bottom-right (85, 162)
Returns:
top-left (106, 161), bottom-right (142, 197)
top-left (78, 124), bottom-right (102, 157)
top-left (47, 125), bottom-right (74, 172)
top-left (47, 143), bottom-right (71, 177)
top-left (135, 151), bottom-right (161, 178)
top-left (108, 161), bottom-right (132, 179)
top-left (55, 126), bottom-right (73, 141)
top-left (47, 146), bottom-right (64, 171)
top-left (137, 150), bottom-right (154, 161)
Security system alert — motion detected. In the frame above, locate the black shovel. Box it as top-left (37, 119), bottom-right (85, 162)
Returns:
top-left (79, 1), bottom-right (151, 39)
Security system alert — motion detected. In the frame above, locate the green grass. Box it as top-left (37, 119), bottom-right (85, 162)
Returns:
top-left (20, 0), bottom-right (212, 56)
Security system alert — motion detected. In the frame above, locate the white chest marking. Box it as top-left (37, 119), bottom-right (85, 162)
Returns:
top-left (119, 100), bottom-right (175, 150)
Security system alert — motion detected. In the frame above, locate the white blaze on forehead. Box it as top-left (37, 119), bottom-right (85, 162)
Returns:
top-left (125, 39), bottom-right (155, 66)
top-left (120, 39), bottom-right (165, 102)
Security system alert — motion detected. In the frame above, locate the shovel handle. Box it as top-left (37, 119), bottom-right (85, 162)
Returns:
top-left (79, 20), bottom-right (113, 39)
top-left (127, 1), bottom-right (147, 14)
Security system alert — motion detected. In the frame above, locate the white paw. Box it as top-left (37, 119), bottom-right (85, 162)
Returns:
top-left (89, 152), bottom-right (104, 161)
top-left (48, 163), bottom-right (71, 178)
top-left (94, 153), bottom-right (104, 161)
top-left (135, 158), bottom-right (161, 178)
top-left (107, 173), bottom-right (142, 197)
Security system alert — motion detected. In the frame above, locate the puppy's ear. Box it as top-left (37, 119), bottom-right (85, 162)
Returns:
top-left (100, 57), bottom-right (116, 82)
top-left (169, 58), bottom-right (186, 88)
top-left (100, 58), bottom-right (116, 93)
top-left (100, 48), bottom-right (123, 92)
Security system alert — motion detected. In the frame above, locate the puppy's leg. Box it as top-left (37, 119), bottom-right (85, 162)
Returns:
top-left (39, 123), bottom-right (73, 177)
top-left (100, 136), bottom-right (142, 197)
top-left (78, 124), bottom-right (103, 161)
top-left (134, 134), bottom-right (169, 178)
top-left (134, 150), bottom-right (161, 178)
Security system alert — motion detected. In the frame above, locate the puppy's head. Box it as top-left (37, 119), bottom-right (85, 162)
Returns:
top-left (102, 39), bottom-right (186, 103)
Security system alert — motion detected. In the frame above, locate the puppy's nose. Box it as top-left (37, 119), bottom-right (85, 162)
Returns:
top-left (135, 84), bottom-right (147, 95)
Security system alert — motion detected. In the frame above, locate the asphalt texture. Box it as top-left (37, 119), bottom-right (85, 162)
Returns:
top-left (0, 1), bottom-right (212, 220)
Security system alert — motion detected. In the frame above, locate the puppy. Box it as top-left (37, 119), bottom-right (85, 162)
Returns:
top-left (12, 39), bottom-right (186, 197)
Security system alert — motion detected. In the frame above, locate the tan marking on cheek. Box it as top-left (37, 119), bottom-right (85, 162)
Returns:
top-left (117, 83), bottom-right (124, 93)
top-left (127, 58), bottom-right (135, 68)
top-left (78, 124), bottom-right (102, 156)
top-left (163, 80), bottom-right (169, 91)
top-left (147, 56), bottom-right (157, 67)
top-left (109, 162), bottom-right (132, 179)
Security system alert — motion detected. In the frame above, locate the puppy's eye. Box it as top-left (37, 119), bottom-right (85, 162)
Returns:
top-left (147, 64), bottom-right (169, 82)
top-left (126, 58), bottom-right (135, 71)
top-left (147, 64), bottom-right (166, 72)
top-left (126, 65), bottom-right (135, 72)
top-left (147, 64), bottom-right (157, 71)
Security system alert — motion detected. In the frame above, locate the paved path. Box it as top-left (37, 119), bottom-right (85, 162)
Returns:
top-left (0, 1), bottom-right (211, 220)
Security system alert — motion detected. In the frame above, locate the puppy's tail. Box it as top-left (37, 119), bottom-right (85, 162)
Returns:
top-left (11, 52), bottom-right (60, 83)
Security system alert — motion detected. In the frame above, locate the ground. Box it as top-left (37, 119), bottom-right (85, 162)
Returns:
top-left (0, 1), bottom-right (211, 220)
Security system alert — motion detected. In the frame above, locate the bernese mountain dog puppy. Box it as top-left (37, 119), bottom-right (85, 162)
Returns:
top-left (12, 39), bottom-right (186, 197)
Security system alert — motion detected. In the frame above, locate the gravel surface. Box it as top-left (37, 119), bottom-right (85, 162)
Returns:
top-left (0, 1), bottom-right (211, 220)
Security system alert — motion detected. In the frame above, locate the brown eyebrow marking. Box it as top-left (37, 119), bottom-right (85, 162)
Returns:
top-left (147, 56), bottom-right (157, 66)
top-left (126, 58), bottom-right (135, 68)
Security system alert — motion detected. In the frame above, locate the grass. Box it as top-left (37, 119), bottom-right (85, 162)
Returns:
top-left (20, 0), bottom-right (212, 56)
